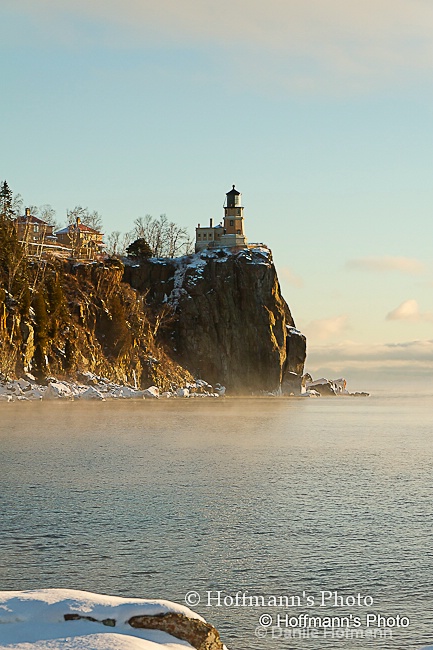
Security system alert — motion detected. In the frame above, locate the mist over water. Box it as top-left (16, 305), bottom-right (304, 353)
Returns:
top-left (1, 397), bottom-right (432, 649)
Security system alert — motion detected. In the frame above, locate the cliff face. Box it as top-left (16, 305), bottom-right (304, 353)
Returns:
top-left (0, 259), bottom-right (193, 391)
top-left (1, 246), bottom-right (305, 394)
top-left (124, 247), bottom-right (306, 393)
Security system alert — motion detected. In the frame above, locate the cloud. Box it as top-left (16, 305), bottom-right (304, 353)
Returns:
top-left (386, 299), bottom-right (433, 322)
top-left (4, 0), bottom-right (433, 94)
top-left (279, 266), bottom-right (304, 288)
top-left (304, 314), bottom-right (348, 341)
top-left (346, 256), bottom-right (426, 275)
top-left (306, 339), bottom-right (433, 377)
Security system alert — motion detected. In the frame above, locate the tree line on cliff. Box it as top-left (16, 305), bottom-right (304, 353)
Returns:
top-left (0, 179), bottom-right (193, 258)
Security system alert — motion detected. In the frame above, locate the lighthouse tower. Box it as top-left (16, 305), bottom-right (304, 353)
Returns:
top-left (224, 185), bottom-right (245, 236)
top-left (195, 185), bottom-right (248, 252)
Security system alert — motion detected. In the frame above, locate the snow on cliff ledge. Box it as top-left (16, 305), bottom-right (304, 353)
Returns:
top-left (165, 246), bottom-right (272, 308)
top-left (0, 589), bottom-right (225, 650)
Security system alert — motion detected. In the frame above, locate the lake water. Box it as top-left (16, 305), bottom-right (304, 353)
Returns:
top-left (0, 396), bottom-right (432, 649)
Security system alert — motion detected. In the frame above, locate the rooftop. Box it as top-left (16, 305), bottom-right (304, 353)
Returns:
top-left (226, 184), bottom-right (240, 196)
top-left (56, 223), bottom-right (101, 235)
top-left (16, 214), bottom-right (51, 226)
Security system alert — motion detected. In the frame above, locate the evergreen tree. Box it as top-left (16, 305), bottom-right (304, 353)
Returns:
top-left (0, 182), bottom-right (28, 296)
top-left (0, 181), bottom-right (15, 220)
top-left (126, 238), bottom-right (153, 260)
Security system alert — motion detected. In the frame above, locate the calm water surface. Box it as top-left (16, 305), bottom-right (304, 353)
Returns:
top-left (0, 396), bottom-right (432, 649)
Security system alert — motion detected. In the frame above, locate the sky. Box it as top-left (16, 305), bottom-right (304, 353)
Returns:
top-left (1, 0), bottom-right (432, 389)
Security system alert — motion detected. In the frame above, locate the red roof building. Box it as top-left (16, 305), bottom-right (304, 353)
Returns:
top-left (15, 208), bottom-right (56, 244)
top-left (56, 217), bottom-right (104, 259)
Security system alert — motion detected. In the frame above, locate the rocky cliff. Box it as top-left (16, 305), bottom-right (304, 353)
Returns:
top-left (0, 259), bottom-right (193, 391)
top-left (124, 246), bottom-right (306, 393)
top-left (1, 243), bottom-right (305, 393)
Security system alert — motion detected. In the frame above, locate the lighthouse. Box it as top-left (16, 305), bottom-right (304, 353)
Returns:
top-left (224, 185), bottom-right (245, 236)
top-left (195, 185), bottom-right (248, 252)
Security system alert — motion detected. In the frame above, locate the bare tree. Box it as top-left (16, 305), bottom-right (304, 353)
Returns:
top-left (67, 223), bottom-right (82, 259)
top-left (132, 214), bottom-right (192, 258)
top-left (66, 206), bottom-right (103, 232)
top-left (26, 204), bottom-right (59, 231)
top-left (133, 215), bottom-right (161, 255)
top-left (12, 193), bottom-right (23, 217)
top-left (106, 231), bottom-right (121, 257)
top-left (152, 303), bottom-right (176, 337)
top-left (106, 230), bottom-right (133, 257)
top-left (39, 204), bottom-right (58, 230)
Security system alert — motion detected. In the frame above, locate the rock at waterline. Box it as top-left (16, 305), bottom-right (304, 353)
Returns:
top-left (0, 376), bottom-right (225, 402)
top-left (304, 377), bottom-right (369, 397)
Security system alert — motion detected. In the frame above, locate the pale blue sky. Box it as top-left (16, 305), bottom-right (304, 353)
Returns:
top-left (2, 0), bottom-right (432, 387)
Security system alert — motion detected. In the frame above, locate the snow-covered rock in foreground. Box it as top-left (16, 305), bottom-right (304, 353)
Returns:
top-left (0, 589), bottom-right (226, 650)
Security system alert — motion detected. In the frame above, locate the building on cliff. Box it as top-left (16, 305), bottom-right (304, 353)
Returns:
top-left (14, 210), bottom-right (104, 260)
top-left (15, 208), bottom-right (64, 257)
top-left (56, 217), bottom-right (104, 260)
top-left (15, 208), bottom-right (56, 244)
top-left (195, 185), bottom-right (248, 252)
